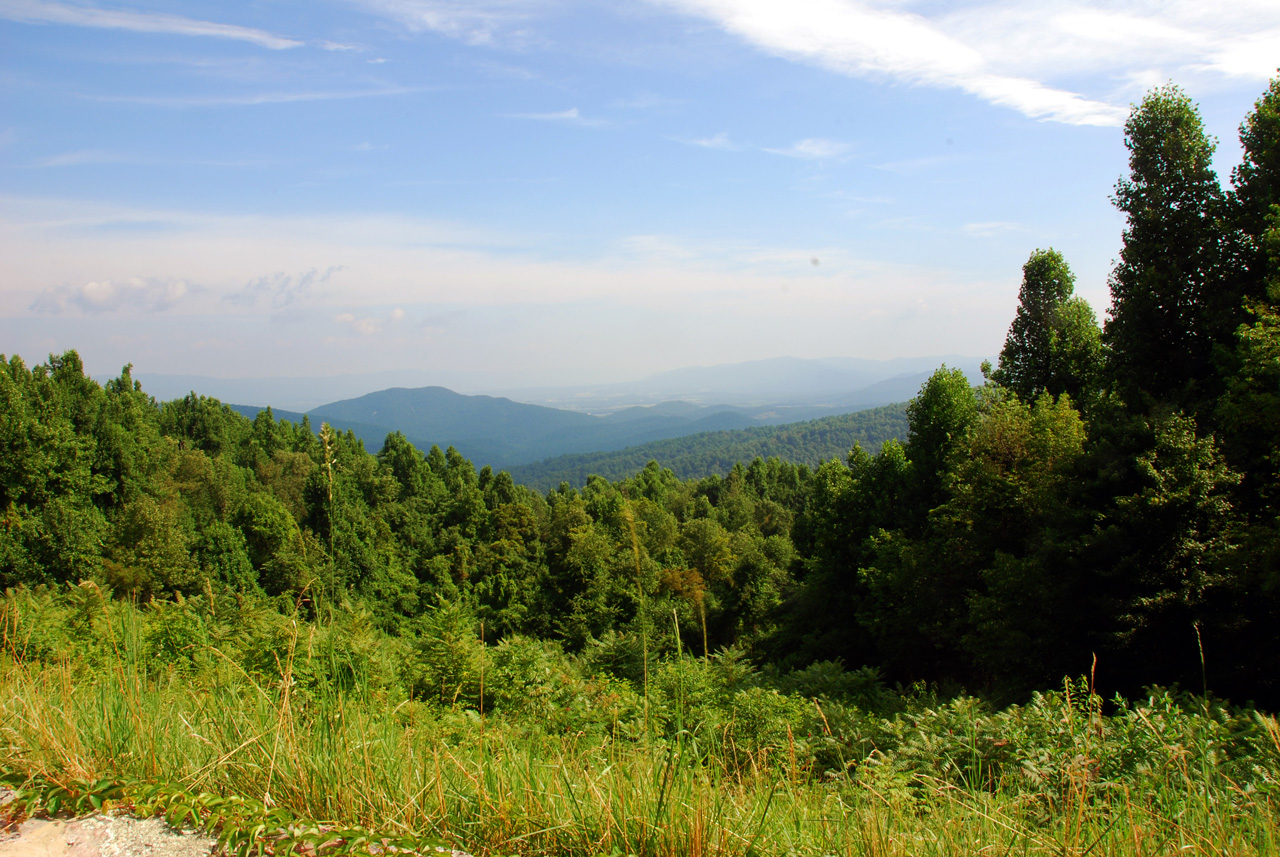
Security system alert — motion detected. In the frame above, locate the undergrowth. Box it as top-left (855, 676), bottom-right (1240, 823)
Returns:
top-left (1, 583), bottom-right (1277, 856)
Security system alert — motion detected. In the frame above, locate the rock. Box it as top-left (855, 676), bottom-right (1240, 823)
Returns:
top-left (0, 805), bottom-right (216, 857)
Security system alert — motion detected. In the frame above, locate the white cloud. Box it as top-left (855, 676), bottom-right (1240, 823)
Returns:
top-left (764, 138), bottom-right (852, 160)
top-left (944, 1), bottom-right (1280, 83)
top-left (31, 276), bottom-right (196, 314)
top-left (335, 306), bottom-right (405, 336)
top-left (657, 0), bottom-right (1126, 126)
top-left (0, 0), bottom-right (302, 49)
top-left (652, 0), bottom-right (1280, 126)
top-left (346, 1), bottom-right (1278, 126)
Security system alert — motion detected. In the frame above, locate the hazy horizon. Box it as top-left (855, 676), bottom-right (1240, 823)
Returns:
top-left (114, 352), bottom-right (989, 413)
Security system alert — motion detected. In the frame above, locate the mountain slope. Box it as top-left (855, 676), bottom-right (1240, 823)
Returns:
top-left (507, 403), bottom-right (910, 490)
top-left (304, 387), bottom-right (868, 467)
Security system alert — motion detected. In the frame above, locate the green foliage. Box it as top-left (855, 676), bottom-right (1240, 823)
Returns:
top-left (1104, 84), bottom-right (1235, 413)
top-left (1234, 76), bottom-right (1280, 243)
top-left (993, 249), bottom-right (1103, 405)
top-left (905, 366), bottom-right (979, 515)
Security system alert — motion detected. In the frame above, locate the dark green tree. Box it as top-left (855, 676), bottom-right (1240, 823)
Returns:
top-left (904, 366), bottom-right (978, 520)
top-left (992, 249), bottom-right (1102, 403)
top-left (1104, 85), bottom-right (1231, 413)
top-left (1232, 75), bottom-right (1280, 246)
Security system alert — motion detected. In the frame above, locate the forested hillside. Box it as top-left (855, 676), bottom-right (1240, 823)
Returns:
top-left (508, 404), bottom-right (909, 490)
top-left (4, 79), bottom-right (1280, 711)
top-left (237, 385), bottom-right (912, 470)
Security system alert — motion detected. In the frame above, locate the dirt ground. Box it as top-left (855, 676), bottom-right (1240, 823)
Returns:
top-left (0, 789), bottom-right (217, 857)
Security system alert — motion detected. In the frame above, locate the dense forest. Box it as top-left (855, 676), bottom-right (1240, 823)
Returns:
top-left (507, 403), bottom-right (909, 490)
top-left (4, 79), bottom-right (1280, 713)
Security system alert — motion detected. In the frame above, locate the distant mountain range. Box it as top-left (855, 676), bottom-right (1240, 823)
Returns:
top-left (483, 355), bottom-right (988, 413)
top-left (202, 355), bottom-right (985, 471)
top-left (134, 354), bottom-right (986, 414)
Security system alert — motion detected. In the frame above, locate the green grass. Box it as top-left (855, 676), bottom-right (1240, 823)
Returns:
top-left (3, 656), bottom-right (1277, 857)
top-left (1, 588), bottom-right (1277, 857)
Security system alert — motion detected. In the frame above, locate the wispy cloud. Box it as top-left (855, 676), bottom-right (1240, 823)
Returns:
top-left (27, 151), bottom-right (281, 170)
top-left (673, 132), bottom-right (736, 150)
top-left (873, 154), bottom-right (959, 176)
top-left (225, 267), bottom-right (346, 309)
top-left (613, 92), bottom-right (682, 110)
top-left (764, 137), bottom-right (851, 161)
top-left (657, 0), bottom-right (1126, 126)
top-left (507, 107), bottom-right (608, 127)
top-left (31, 276), bottom-right (197, 314)
top-left (962, 221), bottom-right (1025, 238)
top-left (350, 0), bottom-right (544, 47)
top-left (0, 0), bottom-right (302, 49)
top-left (34, 149), bottom-right (123, 167)
top-left (658, 1), bottom-right (1280, 125)
top-left (92, 86), bottom-right (419, 107)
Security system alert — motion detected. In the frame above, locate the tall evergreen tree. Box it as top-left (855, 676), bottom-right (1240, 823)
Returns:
top-left (1104, 85), bottom-right (1230, 413)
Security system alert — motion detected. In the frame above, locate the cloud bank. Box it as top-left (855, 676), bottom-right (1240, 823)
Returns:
top-left (31, 276), bottom-right (196, 314)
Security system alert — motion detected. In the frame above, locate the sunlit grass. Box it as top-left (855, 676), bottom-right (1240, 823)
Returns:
top-left (3, 649), bottom-right (1277, 857)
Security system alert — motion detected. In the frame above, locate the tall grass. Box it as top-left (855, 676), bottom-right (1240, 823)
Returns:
top-left (1, 588), bottom-right (1278, 856)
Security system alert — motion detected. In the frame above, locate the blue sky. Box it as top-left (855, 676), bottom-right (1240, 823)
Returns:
top-left (2, 0), bottom-right (1278, 390)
